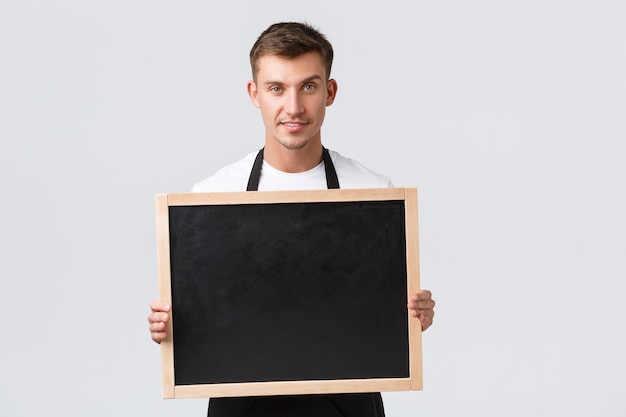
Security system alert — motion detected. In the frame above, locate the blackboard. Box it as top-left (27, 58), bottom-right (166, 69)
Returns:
top-left (155, 188), bottom-right (421, 399)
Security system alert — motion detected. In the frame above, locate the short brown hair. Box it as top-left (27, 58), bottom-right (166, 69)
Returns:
top-left (249, 22), bottom-right (334, 81)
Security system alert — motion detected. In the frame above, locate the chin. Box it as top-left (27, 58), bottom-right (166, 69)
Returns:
top-left (275, 137), bottom-right (312, 151)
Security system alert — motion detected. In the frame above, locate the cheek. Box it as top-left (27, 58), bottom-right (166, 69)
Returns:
top-left (259, 103), bottom-right (282, 125)
top-left (258, 97), bottom-right (281, 114)
top-left (313, 99), bottom-right (328, 115)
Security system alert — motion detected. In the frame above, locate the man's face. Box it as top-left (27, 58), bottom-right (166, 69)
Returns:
top-left (247, 52), bottom-right (337, 151)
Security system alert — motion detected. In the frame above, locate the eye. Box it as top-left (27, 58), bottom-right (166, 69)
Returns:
top-left (303, 84), bottom-right (316, 91)
top-left (270, 86), bottom-right (282, 93)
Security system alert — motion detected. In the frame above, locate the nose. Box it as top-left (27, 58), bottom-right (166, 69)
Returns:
top-left (284, 90), bottom-right (304, 116)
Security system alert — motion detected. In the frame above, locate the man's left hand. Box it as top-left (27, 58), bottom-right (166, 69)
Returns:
top-left (408, 290), bottom-right (436, 331)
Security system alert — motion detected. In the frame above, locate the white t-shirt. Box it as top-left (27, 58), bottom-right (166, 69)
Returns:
top-left (191, 149), bottom-right (393, 192)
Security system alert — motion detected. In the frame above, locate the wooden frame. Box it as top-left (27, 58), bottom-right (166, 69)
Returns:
top-left (155, 188), bottom-right (421, 399)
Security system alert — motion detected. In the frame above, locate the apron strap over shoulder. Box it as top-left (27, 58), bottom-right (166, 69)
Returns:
top-left (246, 147), bottom-right (340, 191)
top-left (246, 148), bottom-right (265, 192)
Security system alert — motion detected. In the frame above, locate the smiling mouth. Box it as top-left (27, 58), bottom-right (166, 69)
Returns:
top-left (281, 117), bottom-right (309, 124)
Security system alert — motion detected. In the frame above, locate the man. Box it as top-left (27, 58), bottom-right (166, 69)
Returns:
top-left (148, 22), bottom-right (436, 417)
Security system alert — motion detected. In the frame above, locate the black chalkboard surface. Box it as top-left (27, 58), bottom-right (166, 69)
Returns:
top-left (155, 188), bottom-right (421, 399)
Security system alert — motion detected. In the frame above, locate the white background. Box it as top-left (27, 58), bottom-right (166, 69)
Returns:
top-left (1, 1), bottom-right (625, 416)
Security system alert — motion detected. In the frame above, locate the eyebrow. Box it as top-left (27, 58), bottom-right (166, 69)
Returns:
top-left (263, 75), bottom-right (324, 87)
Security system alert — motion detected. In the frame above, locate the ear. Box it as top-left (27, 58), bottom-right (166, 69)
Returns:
top-left (326, 78), bottom-right (338, 106)
top-left (247, 80), bottom-right (260, 108)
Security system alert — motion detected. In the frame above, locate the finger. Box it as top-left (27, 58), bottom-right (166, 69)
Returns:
top-left (415, 299), bottom-right (436, 310)
top-left (150, 331), bottom-right (167, 343)
top-left (149, 321), bottom-right (167, 332)
top-left (147, 311), bottom-right (170, 325)
top-left (419, 314), bottom-right (434, 331)
top-left (408, 304), bottom-right (435, 320)
top-left (150, 300), bottom-right (171, 313)
top-left (407, 300), bottom-right (435, 313)
top-left (411, 290), bottom-right (432, 302)
top-left (409, 296), bottom-right (436, 312)
top-left (148, 304), bottom-right (170, 328)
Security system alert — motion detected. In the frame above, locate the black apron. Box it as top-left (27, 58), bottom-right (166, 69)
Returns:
top-left (208, 147), bottom-right (385, 417)
top-left (246, 147), bottom-right (340, 191)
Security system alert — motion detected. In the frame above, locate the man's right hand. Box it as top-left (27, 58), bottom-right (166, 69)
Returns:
top-left (148, 300), bottom-right (170, 344)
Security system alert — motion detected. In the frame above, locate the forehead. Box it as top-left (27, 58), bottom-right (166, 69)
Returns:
top-left (255, 52), bottom-right (326, 83)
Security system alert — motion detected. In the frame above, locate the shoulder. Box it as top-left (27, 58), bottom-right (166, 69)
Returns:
top-left (329, 150), bottom-right (394, 189)
top-left (191, 151), bottom-right (258, 192)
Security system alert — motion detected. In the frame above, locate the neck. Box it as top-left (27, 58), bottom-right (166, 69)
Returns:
top-left (263, 139), bottom-right (324, 173)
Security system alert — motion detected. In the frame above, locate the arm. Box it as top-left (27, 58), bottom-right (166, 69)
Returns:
top-left (147, 300), bottom-right (171, 344)
top-left (408, 289), bottom-right (436, 332)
